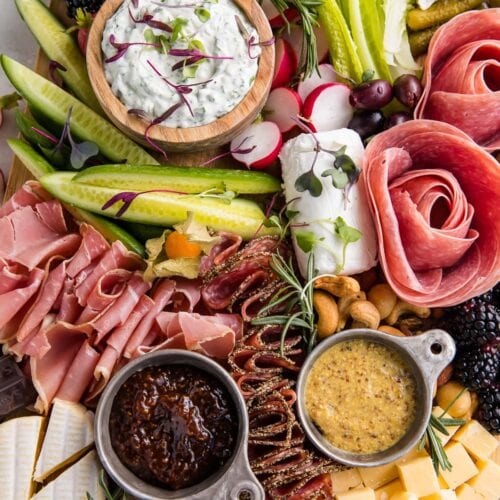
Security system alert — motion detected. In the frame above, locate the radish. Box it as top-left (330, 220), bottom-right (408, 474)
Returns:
top-left (302, 83), bottom-right (354, 132)
top-left (230, 122), bottom-right (282, 169)
top-left (264, 88), bottom-right (302, 133)
top-left (297, 63), bottom-right (338, 102)
top-left (272, 39), bottom-right (298, 89)
top-left (261, 0), bottom-right (298, 28)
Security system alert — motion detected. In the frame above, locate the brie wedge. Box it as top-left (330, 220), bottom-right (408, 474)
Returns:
top-left (0, 415), bottom-right (44, 500)
top-left (280, 129), bottom-right (378, 277)
top-left (32, 450), bottom-right (104, 500)
top-left (34, 399), bottom-right (94, 482)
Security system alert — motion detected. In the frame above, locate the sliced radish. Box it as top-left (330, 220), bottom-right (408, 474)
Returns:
top-left (272, 38), bottom-right (298, 89)
top-left (302, 83), bottom-right (354, 132)
top-left (264, 88), bottom-right (302, 133)
top-left (231, 122), bottom-right (282, 169)
top-left (260, 0), bottom-right (298, 28)
top-left (297, 63), bottom-right (338, 102)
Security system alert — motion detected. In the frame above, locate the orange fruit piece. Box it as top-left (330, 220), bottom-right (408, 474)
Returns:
top-left (165, 231), bottom-right (202, 259)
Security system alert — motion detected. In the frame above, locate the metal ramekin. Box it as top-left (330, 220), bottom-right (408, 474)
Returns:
top-left (296, 328), bottom-right (456, 467)
top-left (95, 350), bottom-right (264, 499)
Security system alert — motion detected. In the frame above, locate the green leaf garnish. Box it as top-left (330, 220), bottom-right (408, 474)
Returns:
top-left (0, 92), bottom-right (22, 110)
top-left (295, 169), bottom-right (323, 197)
top-left (195, 7), bottom-right (211, 22)
top-left (362, 69), bottom-right (375, 82)
top-left (295, 229), bottom-right (323, 253)
top-left (170, 17), bottom-right (188, 42)
top-left (333, 216), bottom-right (362, 272)
top-left (322, 167), bottom-right (349, 189)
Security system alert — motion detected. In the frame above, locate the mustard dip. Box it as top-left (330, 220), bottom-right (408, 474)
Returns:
top-left (305, 339), bottom-right (417, 454)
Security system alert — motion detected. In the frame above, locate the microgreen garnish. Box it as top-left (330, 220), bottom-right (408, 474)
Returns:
top-left (48, 60), bottom-right (67, 86)
top-left (200, 136), bottom-right (256, 165)
top-left (234, 15), bottom-right (274, 59)
top-left (0, 92), bottom-right (22, 114)
top-left (105, 34), bottom-right (161, 63)
top-left (31, 127), bottom-right (59, 145)
top-left (252, 252), bottom-right (317, 355)
top-left (143, 29), bottom-right (171, 53)
top-left (169, 48), bottom-right (232, 71)
top-left (128, 7), bottom-right (173, 32)
top-left (86, 470), bottom-right (126, 500)
top-left (170, 17), bottom-right (188, 42)
top-left (333, 216), bottom-right (362, 272)
top-left (131, 0), bottom-right (139, 7)
top-left (195, 6), bottom-right (210, 22)
top-left (51, 107), bottom-right (99, 169)
top-left (321, 145), bottom-right (360, 190)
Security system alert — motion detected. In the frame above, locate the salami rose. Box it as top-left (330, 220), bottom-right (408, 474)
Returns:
top-left (415, 9), bottom-right (500, 151)
top-left (362, 120), bottom-right (500, 308)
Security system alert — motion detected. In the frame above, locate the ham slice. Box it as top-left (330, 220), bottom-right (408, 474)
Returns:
top-left (415, 9), bottom-right (500, 150)
top-left (362, 119), bottom-right (500, 307)
top-left (0, 201), bottom-right (81, 270)
top-left (66, 224), bottom-right (109, 279)
top-left (0, 181), bottom-right (50, 217)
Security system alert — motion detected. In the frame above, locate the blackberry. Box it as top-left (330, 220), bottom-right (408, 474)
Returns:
top-left (477, 386), bottom-right (500, 432)
top-left (454, 343), bottom-right (499, 391)
top-left (441, 288), bottom-right (499, 347)
top-left (65, 0), bottom-right (104, 18)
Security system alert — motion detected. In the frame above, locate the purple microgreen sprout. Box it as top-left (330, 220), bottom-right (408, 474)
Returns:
top-left (200, 136), bottom-right (256, 166)
top-left (152, 0), bottom-right (200, 6)
top-left (105, 34), bottom-right (162, 63)
top-left (128, 7), bottom-right (173, 32)
top-left (102, 188), bottom-right (189, 217)
top-left (145, 102), bottom-right (184, 159)
top-left (48, 60), bottom-right (67, 86)
top-left (169, 48), bottom-right (232, 71)
top-left (31, 127), bottom-right (59, 145)
top-left (247, 35), bottom-right (275, 59)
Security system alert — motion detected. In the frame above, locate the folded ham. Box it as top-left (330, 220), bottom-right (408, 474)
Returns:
top-left (415, 9), bottom-right (500, 151)
top-left (0, 182), bottom-right (245, 412)
top-left (362, 120), bottom-right (500, 307)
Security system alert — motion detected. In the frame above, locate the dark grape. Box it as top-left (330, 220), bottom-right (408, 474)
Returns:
top-left (349, 79), bottom-right (393, 110)
top-left (393, 74), bottom-right (423, 109)
top-left (348, 111), bottom-right (385, 139)
top-left (386, 112), bottom-right (412, 129)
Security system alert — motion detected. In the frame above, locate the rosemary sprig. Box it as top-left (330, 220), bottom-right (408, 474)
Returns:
top-left (271, 0), bottom-right (322, 78)
top-left (86, 470), bottom-right (126, 500)
top-left (251, 252), bottom-right (317, 354)
top-left (418, 388), bottom-right (467, 473)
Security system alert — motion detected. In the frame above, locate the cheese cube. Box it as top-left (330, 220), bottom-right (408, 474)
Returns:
top-left (336, 487), bottom-right (376, 500)
top-left (332, 468), bottom-right (363, 493)
top-left (453, 420), bottom-right (498, 461)
top-left (466, 459), bottom-right (500, 499)
top-left (375, 479), bottom-right (404, 500)
top-left (438, 442), bottom-right (478, 489)
top-left (421, 490), bottom-right (457, 500)
top-left (397, 456), bottom-right (440, 497)
top-left (455, 484), bottom-right (486, 500)
top-left (358, 448), bottom-right (427, 489)
top-left (389, 493), bottom-right (418, 500)
top-left (432, 406), bottom-right (461, 446)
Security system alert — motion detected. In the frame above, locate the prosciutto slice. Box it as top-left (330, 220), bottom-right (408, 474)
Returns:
top-left (415, 9), bottom-right (500, 150)
top-left (362, 120), bottom-right (500, 307)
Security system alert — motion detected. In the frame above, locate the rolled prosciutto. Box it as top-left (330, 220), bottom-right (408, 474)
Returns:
top-left (415, 9), bottom-right (500, 151)
top-left (362, 120), bottom-right (500, 307)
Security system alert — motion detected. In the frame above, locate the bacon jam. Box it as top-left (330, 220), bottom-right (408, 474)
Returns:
top-left (109, 365), bottom-right (238, 490)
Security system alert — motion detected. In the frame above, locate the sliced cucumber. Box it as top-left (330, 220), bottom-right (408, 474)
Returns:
top-left (41, 172), bottom-right (279, 240)
top-left (15, 110), bottom-right (55, 150)
top-left (1, 55), bottom-right (158, 165)
top-left (73, 164), bottom-right (281, 194)
top-left (8, 139), bottom-right (145, 256)
top-left (120, 221), bottom-right (165, 242)
top-left (15, 0), bottom-right (102, 113)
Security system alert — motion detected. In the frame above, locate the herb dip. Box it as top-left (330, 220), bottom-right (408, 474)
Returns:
top-left (102, 0), bottom-right (260, 128)
top-left (305, 339), bottom-right (417, 454)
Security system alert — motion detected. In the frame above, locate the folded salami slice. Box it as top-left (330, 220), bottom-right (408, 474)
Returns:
top-left (362, 120), bottom-right (500, 307)
top-left (415, 9), bottom-right (500, 151)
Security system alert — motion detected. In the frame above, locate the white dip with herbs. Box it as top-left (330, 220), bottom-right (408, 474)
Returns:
top-left (102, 0), bottom-right (260, 128)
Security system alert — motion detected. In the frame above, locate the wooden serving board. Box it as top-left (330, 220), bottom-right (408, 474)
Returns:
top-left (5, 0), bottom-right (233, 201)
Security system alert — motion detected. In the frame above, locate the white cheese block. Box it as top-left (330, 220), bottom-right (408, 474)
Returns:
top-left (32, 450), bottom-right (105, 500)
top-left (0, 415), bottom-right (44, 500)
top-left (34, 398), bottom-right (94, 482)
top-left (280, 129), bottom-right (378, 277)
top-left (417, 0), bottom-right (438, 9)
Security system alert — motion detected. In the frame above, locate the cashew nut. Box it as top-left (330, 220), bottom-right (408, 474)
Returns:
top-left (350, 300), bottom-right (381, 330)
top-left (386, 300), bottom-right (431, 325)
top-left (313, 290), bottom-right (339, 339)
top-left (314, 276), bottom-right (360, 298)
top-left (337, 291), bottom-right (366, 330)
top-left (367, 283), bottom-right (398, 320)
top-left (378, 325), bottom-right (406, 337)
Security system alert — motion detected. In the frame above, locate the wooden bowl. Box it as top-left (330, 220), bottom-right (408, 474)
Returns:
top-left (87, 0), bottom-right (274, 153)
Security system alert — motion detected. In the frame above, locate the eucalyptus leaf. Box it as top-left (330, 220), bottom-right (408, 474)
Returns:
top-left (295, 169), bottom-right (323, 197)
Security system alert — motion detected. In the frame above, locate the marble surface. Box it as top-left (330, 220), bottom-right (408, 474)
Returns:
top-left (0, 0), bottom-right (39, 184)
